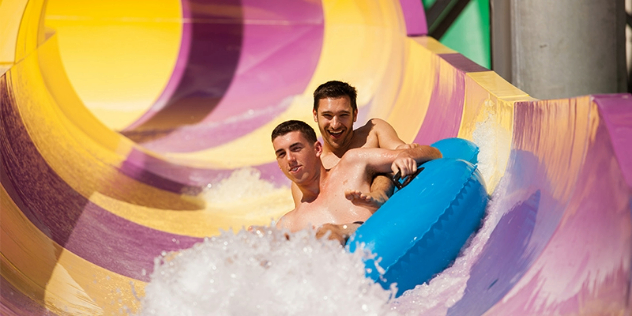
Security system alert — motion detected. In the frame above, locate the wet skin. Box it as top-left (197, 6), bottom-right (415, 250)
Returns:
top-left (273, 129), bottom-right (438, 234)
top-left (273, 131), bottom-right (375, 231)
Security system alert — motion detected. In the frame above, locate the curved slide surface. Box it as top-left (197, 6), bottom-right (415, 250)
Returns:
top-left (1, 0), bottom-right (631, 314)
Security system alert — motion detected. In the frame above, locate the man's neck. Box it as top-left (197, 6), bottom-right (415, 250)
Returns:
top-left (297, 166), bottom-right (326, 202)
top-left (323, 131), bottom-right (354, 158)
top-left (323, 146), bottom-right (345, 159)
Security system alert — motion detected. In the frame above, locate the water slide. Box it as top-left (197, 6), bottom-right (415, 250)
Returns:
top-left (1, 0), bottom-right (631, 314)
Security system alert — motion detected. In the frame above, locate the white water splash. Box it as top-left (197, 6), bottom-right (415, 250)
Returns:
top-left (201, 167), bottom-right (288, 205)
top-left (472, 100), bottom-right (512, 189)
top-left (138, 227), bottom-right (397, 316)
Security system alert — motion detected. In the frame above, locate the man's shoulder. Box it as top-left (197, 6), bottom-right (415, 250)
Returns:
top-left (353, 118), bottom-right (395, 147)
top-left (337, 147), bottom-right (373, 167)
top-left (367, 118), bottom-right (394, 130)
top-left (277, 209), bottom-right (298, 229)
top-left (356, 118), bottom-right (393, 134)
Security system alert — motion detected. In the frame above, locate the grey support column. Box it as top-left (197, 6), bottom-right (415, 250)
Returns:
top-left (491, 0), bottom-right (626, 99)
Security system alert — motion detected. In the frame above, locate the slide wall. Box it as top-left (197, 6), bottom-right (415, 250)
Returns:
top-left (1, 0), bottom-right (631, 314)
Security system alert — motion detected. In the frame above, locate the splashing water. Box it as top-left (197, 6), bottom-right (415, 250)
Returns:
top-left (138, 227), bottom-right (397, 316)
top-left (471, 99), bottom-right (512, 188)
top-left (199, 167), bottom-right (292, 222)
top-left (202, 167), bottom-right (288, 204)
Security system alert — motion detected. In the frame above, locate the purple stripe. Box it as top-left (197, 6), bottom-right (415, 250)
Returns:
top-left (119, 148), bottom-right (289, 195)
top-left (0, 276), bottom-right (52, 316)
top-left (485, 98), bottom-right (631, 314)
top-left (398, 0), bottom-right (428, 36)
top-left (593, 93), bottom-right (632, 189)
top-left (125, 0), bottom-right (193, 129)
top-left (450, 97), bottom-right (632, 314)
top-left (122, 0), bottom-right (244, 138)
top-left (1, 74), bottom-right (200, 281)
top-left (439, 53), bottom-right (489, 72)
top-left (123, 0), bottom-right (324, 153)
top-left (413, 55), bottom-right (464, 145)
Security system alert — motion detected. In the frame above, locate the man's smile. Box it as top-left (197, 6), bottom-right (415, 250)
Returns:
top-left (288, 165), bottom-right (302, 173)
top-left (328, 130), bottom-right (344, 139)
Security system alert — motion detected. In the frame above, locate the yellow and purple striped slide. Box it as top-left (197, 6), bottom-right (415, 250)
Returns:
top-left (1, 0), bottom-right (631, 314)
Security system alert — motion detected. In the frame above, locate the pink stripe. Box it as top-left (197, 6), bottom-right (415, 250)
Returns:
top-left (125, 0), bottom-right (192, 130)
top-left (398, 0), bottom-right (428, 36)
top-left (0, 276), bottom-right (52, 316)
top-left (451, 97), bottom-right (632, 314)
top-left (124, 0), bottom-right (324, 152)
top-left (413, 55), bottom-right (464, 144)
top-left (593, 94), bottom-right (632, 188)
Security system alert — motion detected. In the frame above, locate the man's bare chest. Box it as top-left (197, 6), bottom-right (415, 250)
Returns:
top-left (321, 136), bottom-right (379, 169)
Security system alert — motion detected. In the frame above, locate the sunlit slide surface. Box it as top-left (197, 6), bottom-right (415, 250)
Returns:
top-left (1, 0), bottom-right (631, 314)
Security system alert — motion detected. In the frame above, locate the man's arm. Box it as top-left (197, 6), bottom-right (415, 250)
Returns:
top-left (344, 145), bottom-right (442, 177)
top-left (369, 118), bottom-right (407, 150)
top-left (389, 145), bottom-right (442, 175)
top-left (363, 119), bottom-right (410, 207)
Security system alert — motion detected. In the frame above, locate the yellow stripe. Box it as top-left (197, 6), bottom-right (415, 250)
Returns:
top-left (37, 33), bottom-right (134, 155)
top-left (1, 185), bottom-right (144, 315)
top-left (44, 0), bottom-right (182, 130)
top-left (15, 0), bottom-right (46, 62)
top-left (384, 38), bottom-right (439, 142)
top-left (0, 0), bottom-right (29, 64)
top-left (412, 36), bottom-right (457, 54)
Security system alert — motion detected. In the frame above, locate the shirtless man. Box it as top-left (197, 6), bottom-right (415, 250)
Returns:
top-left (272, 120), bottom-right (441, 243)
top-left (291, 80), bottom-right (415, 212)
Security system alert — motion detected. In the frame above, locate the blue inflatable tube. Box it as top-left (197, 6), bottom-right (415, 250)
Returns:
top-left (431, 137), bottom-right (479, 164)
top-left (347, 138), bottom-right (488, 297)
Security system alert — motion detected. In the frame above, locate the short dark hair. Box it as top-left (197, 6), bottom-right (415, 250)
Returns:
top-left (313, 80), bottom-right (357, 112)
top-left (271, 120), bottom-right (318, 143)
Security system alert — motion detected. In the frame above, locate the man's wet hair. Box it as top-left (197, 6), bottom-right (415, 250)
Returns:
top-left (313, 80), bottom-right (357, 112)
top-left (271, 120), bottom-right (318, 143)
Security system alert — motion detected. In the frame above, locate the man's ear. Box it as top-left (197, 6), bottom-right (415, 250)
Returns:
top-left (353, 109), bottom-right (358, 122)
top-left (314, 141), bottom-right (323, 157)
top-left (313, 109), bottom-right (318, 122)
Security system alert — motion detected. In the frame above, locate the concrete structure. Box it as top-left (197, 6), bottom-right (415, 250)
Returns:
top-left (492, 0), bottom-right (627, 99)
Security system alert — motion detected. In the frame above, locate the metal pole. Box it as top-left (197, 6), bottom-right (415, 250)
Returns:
top-left (492, 0), bottom-right (626, 99)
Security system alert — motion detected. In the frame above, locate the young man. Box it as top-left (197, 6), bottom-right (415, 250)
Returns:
top-left (291, 80), bottom-right (417, 210)
top-left (272, 120), bottom-right (441, 244)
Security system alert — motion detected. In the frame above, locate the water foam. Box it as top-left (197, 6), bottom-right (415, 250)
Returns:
top-left (138, 227), bottom-right (396, 316)
top-left (201, 167), bottom-right (288, 205)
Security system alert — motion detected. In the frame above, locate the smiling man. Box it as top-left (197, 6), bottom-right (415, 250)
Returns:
top-left (290, 80), bottom-right (418, 211)
top-left (272, 120), bottom-right (441, 243)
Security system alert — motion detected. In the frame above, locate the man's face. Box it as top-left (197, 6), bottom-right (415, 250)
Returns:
top-left (313, 96), bottom-right (357, 151)
top-left (272, 131), bottom-right (322, 184)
